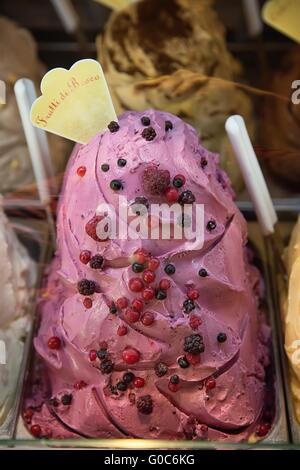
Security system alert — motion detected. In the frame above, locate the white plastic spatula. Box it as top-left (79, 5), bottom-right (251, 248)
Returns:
top-left (14, 78), bottom-right (56, 244)
top-left (226, 115), bottom-right (287, 278)
top-left (242, 0), bottom-right (263, 37)
top-left (50, 0), bottom-right (88, 53)
top-left (225, 115), bottom-right (277, 236)
top-left (50, 0), bottom-right (79, 34)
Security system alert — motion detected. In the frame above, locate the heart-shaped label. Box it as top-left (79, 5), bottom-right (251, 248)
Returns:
top-left (93, 0), bottom-right (137, 10)
top-left (262, 0), bottom-right (300, 43)
top-left (31, 59), bottom-right (117, 144)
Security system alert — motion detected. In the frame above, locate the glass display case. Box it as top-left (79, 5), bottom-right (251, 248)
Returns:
top-left (0, 0), bottom-right (300, 451)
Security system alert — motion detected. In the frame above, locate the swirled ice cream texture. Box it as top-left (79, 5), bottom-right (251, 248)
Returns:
top-left (24, 110), bottom-right (272, 441)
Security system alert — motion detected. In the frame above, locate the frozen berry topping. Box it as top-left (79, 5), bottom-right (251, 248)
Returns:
top-left (207, 219), bottom-right (217, 231)
top-left (117, 158), bottom-right (127, 167)
top-left (79, 250), bottom-right (91, 264)
top-left (122, 348), bottom-right (140, 364)
top-left (108, 121), bottom-right (120, 133)
top-left (47, 336), bottom-right (61, 350)
top-left (155, 362), bottom-right (168, 377)
top-left (100, 359), bottom-right (114, 374)
top-left (89, 254), bottom-right (104, 269)
top-left (85, 215), bottom-right (107, 242)
top-left (217, 332), bottom-right (227, 343)
top-left (198, 268), bottom-right (208, 277)
top-left (123, 372), bottom-right (135, 384)
top-left (178, 356), bottom-right (189, 369)
top-left (141, 116), bottom-right (150, 126)
top-left (77, 166), bottom-right (86, 177)
top-left (132, 262), bottom-right (145, 273)
top-left (164, 263), bottom-right (176, 275)
top-left (83, 297), bottom-right (93, 309)
top-left (136, 395), bottom-right (153, 415)
top-left (178, 190), bottom-right (195, 205)
top-left (110, 179), bottom-right (123, 191)
top-left (142, 165), bottom-right (170, 195)
top-left (77, 279), bottom-right (96, 296)
top-left (165, 120), bottom-right (173, 131)
top-left (173, 175), bottom-right (186, 188)
top-left (117, 381), bottom-right (127, 392)
top-left (142, 126), bottom-right (156, 141)
top-left (184, 334), bottom-right (205, 355)
top-left (183, 299), bottom-right (196, 313)
top-left (101, 163), bottom-right (110, 172)
top-left (61, 394), bottom-right (73, 406)
top-left (155, 289), bottom-right (167, 301)
top-left (96, 348), bottom-right (107, 360)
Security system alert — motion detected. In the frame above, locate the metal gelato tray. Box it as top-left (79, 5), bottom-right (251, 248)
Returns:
top-left (0, 219), bottom-right (52, 440)
top-left (1, 218), bottom-right (287, 448)
top-left (246, 222), bottom-right (289, 445)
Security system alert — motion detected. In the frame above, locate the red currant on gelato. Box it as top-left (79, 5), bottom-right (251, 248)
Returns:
top-left (165, 187), bottom-right (179, 203)
top-left (116, 297), bottom-right (128, 309)
top-left (141, 311), bottom-right (155, 326)
top-left (124, 308), bottom-right (140, 323)
top-left (122, 348), bottom-right (140, 364)
top-left (148, 258), bottom-right (160, 271)
top-left (47, 336), bottom-right (61, 350)
top-left (77, 166), bottom-right (86, 177)
top-left (143, 270), bottom-right (156, 284)
top-left (142, 287), bottom-right (155, 300)
top-left (117, 325), bottom-right (128, 336)
top-left (79, 250), bottom-right (91, 264)
top-left (129, 278), bottom-right (144, 292)
top-left (133, 377), bottom-right (145, 388)
top-left (30, 424), bottom-right (42, 438)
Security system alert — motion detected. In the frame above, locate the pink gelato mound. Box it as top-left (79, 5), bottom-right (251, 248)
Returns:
top-left (24, 110), bottom-right (273, 442)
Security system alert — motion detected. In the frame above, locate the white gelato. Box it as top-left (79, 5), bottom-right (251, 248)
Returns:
top-left (0, 196), bottom-right (35, 425)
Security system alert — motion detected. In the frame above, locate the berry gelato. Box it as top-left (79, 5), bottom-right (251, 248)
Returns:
top-left (24, 110), bottom-right (273, 442)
